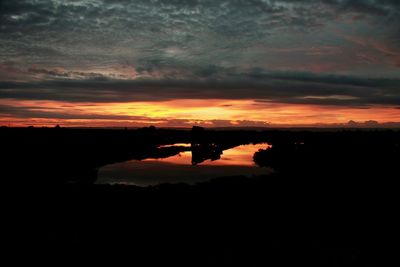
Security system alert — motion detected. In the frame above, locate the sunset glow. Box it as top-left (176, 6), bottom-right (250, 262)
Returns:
top-left (0, 1), bottom-right (399, 127)
top-left (1, 98), bottom-right (399, 127)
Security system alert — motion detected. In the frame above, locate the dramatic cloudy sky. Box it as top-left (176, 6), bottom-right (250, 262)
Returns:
top-left (1, 0), bottom-right (400, 127)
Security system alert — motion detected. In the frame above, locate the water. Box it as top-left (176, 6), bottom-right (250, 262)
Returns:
top-left (97, 143), bottom-right (272, 186)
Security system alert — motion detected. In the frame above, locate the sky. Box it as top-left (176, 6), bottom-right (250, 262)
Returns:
top-left (0, 0), bottom-right (400, 127)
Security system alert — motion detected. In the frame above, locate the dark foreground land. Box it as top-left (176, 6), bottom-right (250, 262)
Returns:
top-left (2, 127), bottom-right (400, 265)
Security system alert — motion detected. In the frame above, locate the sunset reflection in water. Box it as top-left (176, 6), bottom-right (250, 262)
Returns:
top-left (150, 143), bottom-right (272, 166)
top-left (98, 143), bottom-right (273, 186)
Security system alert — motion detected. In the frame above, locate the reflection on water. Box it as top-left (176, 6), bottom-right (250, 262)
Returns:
top-left (97, 143), bottom-right (272, 186)
top-left (159, 143), bottom-right (191, 148)
top-left (150, 143), bottom-right (271, 166)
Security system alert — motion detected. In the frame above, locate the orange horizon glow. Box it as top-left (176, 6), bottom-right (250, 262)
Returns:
top-left (1, 98), bottom-right (399, 127)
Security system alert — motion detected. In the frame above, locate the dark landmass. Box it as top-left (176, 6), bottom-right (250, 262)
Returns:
top-left (2, 127), bottom-right (400, 265)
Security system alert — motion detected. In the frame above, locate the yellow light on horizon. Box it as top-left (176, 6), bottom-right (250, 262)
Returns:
top-left (1, 98), bottom-right (399, 127)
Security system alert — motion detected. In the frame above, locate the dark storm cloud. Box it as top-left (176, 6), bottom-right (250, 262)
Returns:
top-left (1, 70), bottom-right (399, 107)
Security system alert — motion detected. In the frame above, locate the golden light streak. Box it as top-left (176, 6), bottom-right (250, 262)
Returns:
top-left (1, 98), bottom-right (399, 127)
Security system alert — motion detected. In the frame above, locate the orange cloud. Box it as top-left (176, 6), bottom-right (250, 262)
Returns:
top-left (1, 98), bottom-right (399, 127)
